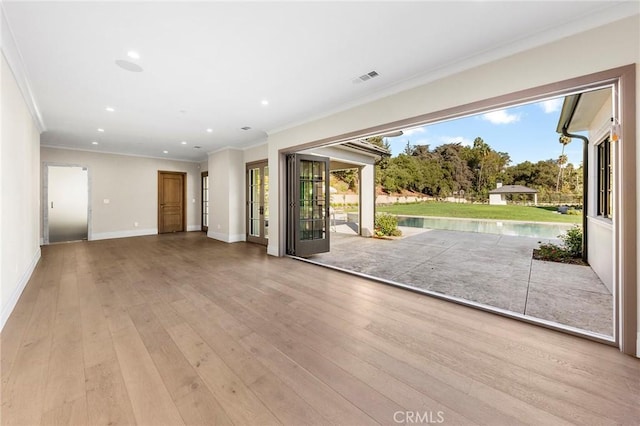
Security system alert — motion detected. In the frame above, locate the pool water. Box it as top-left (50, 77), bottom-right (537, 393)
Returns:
top-left (396, 216), bottom-right (575, 239)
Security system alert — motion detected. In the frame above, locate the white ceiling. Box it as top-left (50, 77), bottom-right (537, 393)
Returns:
top-left (2, 1), bottom-right (638, 162)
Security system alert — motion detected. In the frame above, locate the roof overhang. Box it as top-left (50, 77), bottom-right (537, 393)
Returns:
top-left (489, 185), bottom-right (538, 194)
top-left (556, 88), bottom-right (612, 133)
top-left (341, 139), bottom-right (391, 158)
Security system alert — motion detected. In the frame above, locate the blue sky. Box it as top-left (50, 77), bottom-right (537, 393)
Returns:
top-left (384, 97), bottom-right (583, 166)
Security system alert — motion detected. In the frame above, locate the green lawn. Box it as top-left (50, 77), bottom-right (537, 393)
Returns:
top-left (377, 202), bottom-right (582, 224)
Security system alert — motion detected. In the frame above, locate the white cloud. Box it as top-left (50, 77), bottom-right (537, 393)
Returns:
top-left (481, 110), bottom-right (521, 124)
top-left (539, 99), bottom-right (563, 114)
top-left (439, 135), bottom-right (472, 146)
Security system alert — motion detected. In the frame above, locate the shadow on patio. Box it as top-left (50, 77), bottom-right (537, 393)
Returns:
top-left (309, 225), bottom-right (613, 337)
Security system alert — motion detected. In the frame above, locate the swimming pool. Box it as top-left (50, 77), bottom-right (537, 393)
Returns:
top-left (396, 215), bottom-right (576, 239)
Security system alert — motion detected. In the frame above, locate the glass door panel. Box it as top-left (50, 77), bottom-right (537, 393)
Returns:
top-left (201, 172), bottom-right (209, 231)
top-left (246, 162), bottom-right (268, 245)
top-left (287, 154), bottom-right (330, 256)
top-left (264, 166), bottom-right (269, 240)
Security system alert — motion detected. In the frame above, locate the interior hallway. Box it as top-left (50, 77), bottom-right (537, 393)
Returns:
top-left (1, 232), bottom-right (638, 425)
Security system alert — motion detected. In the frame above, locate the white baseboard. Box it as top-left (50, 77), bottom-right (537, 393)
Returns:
top-left (636, 332), bottom-right (640, 358)
top-left (91, 228), bottom-right (157, 241)
top-left (1, 248), bottom-right (41, 332)
top-left (187, 225), bottom-right (201, 232)
top-left (207, 231), bottom-right (246, 243)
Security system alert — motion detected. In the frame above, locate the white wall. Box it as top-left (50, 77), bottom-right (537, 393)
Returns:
top-left (588, 219), bottom-right (614, 292)
top-left (207, 148), bottom-right (245, 242)
top-left (40, 148), bottom-right (201, 240)
top-left (265, 16), bottom-right (639, 354)
top-left (244, 143), bottom-right (267, 164)
top-left (1, 55), bottom-right (41, 330)
top-left (586, 93), bottom-right (614, 293)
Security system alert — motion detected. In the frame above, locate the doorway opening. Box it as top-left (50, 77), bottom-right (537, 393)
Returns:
top-left (246, 161), bottom-right (269, 245)
top-left (330, 166), bottom-right (360, 235)
top-left (280, 65), bottom-right (636, 353)
top-left (45, 164), bottom-right (89, 243)
top-left (157, 171), bottom-right (186, 234)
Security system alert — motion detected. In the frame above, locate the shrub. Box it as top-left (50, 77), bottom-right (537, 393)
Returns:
top-left (560, 225), bottom-right (583, 257)
top-left (535, 225), bottom-right (583, 261)
top-left (566, 208), bottom-right (581, 215)
top-left (375, 213), bottom-right (402, 237)
top-left (536, 242), bottom-right (571, 261)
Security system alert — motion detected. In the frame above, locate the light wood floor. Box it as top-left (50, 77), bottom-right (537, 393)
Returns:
top-left (1, 232), bottom-right (638, 426)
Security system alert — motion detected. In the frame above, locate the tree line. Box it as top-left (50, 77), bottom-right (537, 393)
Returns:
top-left (356, 135), bottom-right (583, 203)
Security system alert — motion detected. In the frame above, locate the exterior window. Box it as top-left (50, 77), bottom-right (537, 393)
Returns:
top-left (597, 138), bottom-right (612, 218)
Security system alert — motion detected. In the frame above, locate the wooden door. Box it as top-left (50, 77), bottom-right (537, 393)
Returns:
top-left (158, 171), bottom-right (186, 233)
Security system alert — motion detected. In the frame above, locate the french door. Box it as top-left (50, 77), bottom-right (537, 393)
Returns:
top-left (201, 171), bottom-right (209, 232)
top-left (246, 161), bottom-right (269, 245)
top-left (287, 154), bottom-right (330, 257)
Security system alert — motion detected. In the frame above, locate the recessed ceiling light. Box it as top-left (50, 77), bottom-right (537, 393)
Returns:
top-left (181, 141), bottom-right (187, 145)
top-left (105, 107), bottom-right (115, 112)
top-left (163, 150), bottom-right (169, 154)
top-left (127, 51), bottom-right (140, 60)
top-left (206, 128), bottom-right (213, 133)
top-left (261, 100), bottom-right (269, 106)
top-left (97, 128), bottom-right (104, 132)
top-left (91, 141), bottom-right (99, 145)
top-left (115, 60), bottom-right (143, 72)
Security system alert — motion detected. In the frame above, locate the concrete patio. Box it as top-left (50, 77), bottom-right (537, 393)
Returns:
top-left (309, 223), bottom-right (613, 337)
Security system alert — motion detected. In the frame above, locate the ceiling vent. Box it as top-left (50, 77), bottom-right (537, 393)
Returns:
top-left (241, 126), bottom-right (251, 131)
top-left (193, 146), bottom-right (201, 149)
top-left (353, 70), bottom-right (379, 84)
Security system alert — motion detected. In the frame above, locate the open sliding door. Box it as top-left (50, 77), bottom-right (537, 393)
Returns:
top-left (287, 154), bottom-right (330, 257)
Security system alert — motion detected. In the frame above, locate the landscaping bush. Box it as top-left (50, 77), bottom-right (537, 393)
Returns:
top-left (534, 225), bottom-right (583, 264)
top-left (374, 213), bottom-right (402, 237)
top-left (536, 242), bottom-right (571, 262)
top-left (560, 225), bottom-right (583, 257)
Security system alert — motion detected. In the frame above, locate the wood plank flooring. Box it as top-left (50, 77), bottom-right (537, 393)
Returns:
top-left (1, 232), bottom-right (639, 425)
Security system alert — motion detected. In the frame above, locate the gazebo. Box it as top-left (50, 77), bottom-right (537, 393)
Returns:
top-left (489, 183), bottom-right (538, 205)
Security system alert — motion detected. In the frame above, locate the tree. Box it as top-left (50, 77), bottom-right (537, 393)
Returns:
top-left (411, 144), bottom-right (432, 159)
top-left (433, 143), bottom-right (473, 196)
top-left (556, 136), bottom-right (572, 191)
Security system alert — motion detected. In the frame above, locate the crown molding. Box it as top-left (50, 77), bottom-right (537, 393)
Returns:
top-left (1, 4), bottom-right (45, 133)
